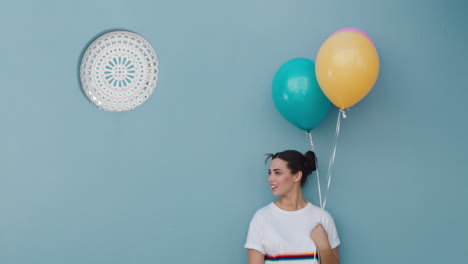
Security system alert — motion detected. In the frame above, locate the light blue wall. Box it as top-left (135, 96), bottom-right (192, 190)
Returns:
top-left (1, 0), bottom-right (467, 263)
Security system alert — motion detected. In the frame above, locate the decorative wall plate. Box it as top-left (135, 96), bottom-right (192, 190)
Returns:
top-left (80, 31), bottom-right (158, 112)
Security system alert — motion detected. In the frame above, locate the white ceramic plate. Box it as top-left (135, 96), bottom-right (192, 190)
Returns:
top-left (80, 31), bottom-right (158, 112)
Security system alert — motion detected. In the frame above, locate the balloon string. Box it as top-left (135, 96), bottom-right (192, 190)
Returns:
top-left (306, 132), bottom-right (322, 209)
top-left (322, 109), bottom-right (344, 209)
top-left (307, 132), bottom-right (315, 151)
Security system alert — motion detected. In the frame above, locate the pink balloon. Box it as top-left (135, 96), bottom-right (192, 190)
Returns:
top-left (333, 28), bottom-right (374, 44)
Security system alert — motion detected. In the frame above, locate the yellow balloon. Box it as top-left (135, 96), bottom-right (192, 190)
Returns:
top-left (315, 31), bottom-right (379, 108)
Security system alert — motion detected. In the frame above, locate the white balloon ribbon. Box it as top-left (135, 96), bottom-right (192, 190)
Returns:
top-left (306, 132), bottom-right (323, 209)
top-left (322, 108), bottom-right (347, 209)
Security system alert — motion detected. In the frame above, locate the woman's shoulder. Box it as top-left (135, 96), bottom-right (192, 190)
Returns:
top-left (251, 202), bottom-right (275, 218)
top-left (306, 202), bottom-right (335, 219)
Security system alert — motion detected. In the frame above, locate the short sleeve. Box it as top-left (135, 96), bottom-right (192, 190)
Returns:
top-left (244, 212), bottom-right (266, 255)
top-left (321, 210), bottom-right (341, 249)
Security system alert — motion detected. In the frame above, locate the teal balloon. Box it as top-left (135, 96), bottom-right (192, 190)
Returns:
top-left (272, 58), bottom-right (330, 131)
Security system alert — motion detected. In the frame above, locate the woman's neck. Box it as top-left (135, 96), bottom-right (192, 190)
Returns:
top-left (275, 190), bottom-right (307, 211)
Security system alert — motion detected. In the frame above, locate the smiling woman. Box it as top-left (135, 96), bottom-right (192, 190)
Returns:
top-left (245, 150), bottom-right (340, 264)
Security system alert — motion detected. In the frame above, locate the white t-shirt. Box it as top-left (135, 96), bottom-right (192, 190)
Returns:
top-left (245, 202), bottom-right (340, 263)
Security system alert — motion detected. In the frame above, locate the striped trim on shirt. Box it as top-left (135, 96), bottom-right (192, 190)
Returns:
top-left (265, 252), bottom-right (319, 261)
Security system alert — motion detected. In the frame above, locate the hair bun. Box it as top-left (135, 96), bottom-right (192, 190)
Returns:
top-left (304, 151), bottom-right (317, 174)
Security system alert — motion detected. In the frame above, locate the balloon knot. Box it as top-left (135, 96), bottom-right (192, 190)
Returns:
top-left (340, 108), bottom-right (347, 118)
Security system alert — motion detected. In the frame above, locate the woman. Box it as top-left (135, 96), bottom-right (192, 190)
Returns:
top-left (245, 150), bottom-right (340, 264)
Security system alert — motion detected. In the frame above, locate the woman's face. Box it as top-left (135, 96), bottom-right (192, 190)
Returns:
top-left (268, 158), bottom-right (301, 196)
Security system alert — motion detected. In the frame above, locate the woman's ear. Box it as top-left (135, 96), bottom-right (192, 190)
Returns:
top-left (294, 171), bottom-right (303, 183)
